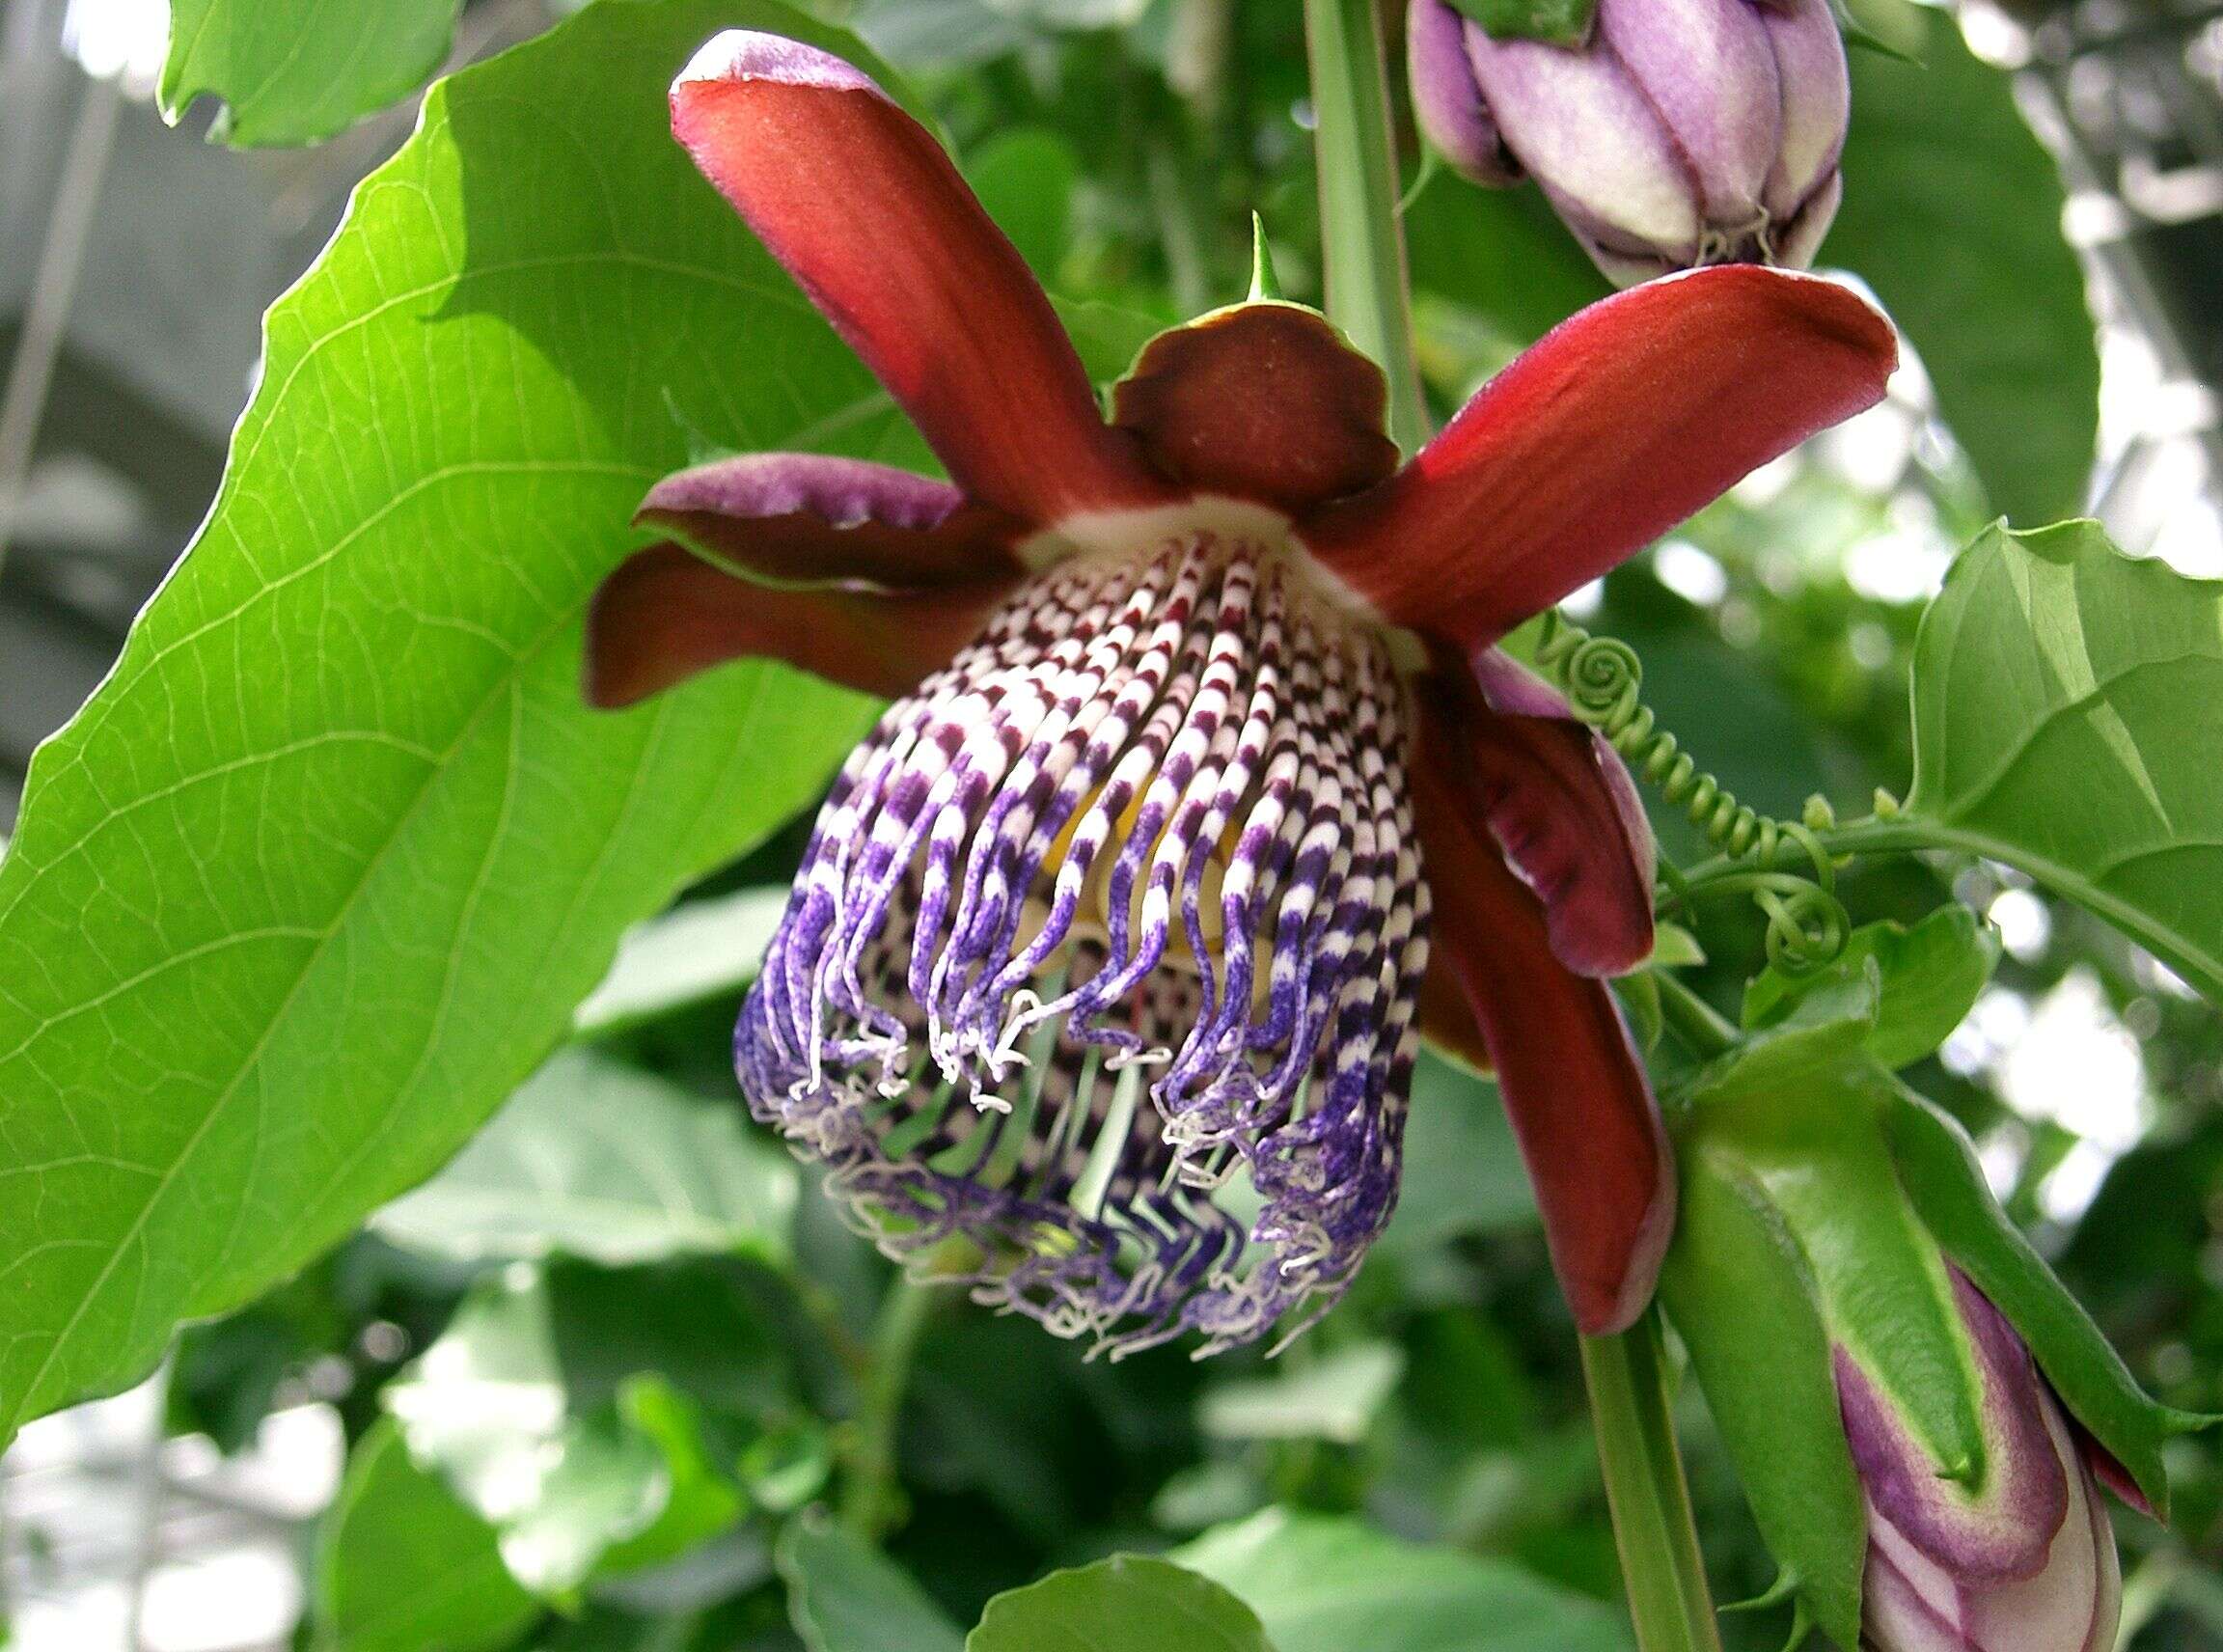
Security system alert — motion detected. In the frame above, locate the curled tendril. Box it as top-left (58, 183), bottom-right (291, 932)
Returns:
top-left (1533, 611), bottom-right (1849, 977)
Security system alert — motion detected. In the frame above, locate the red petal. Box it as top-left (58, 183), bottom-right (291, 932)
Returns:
top-left (585, 543), bottom-right (1009, 708)
top-left (1304, 267), bottom-right (1896, 646)
top-left (1111, 304), bottom-right (1400, 513)
top-left (636, 453), bottom-right (1024, 589)
top-left (670, 33), bottom-right (1162, 527)
top-left (1460, 649), bottom-right (1656, 976)
top-left (1415, 705), bottom-right (1676, 1335)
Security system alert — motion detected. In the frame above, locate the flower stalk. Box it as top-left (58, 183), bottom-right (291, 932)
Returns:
top-left (1303, 0), bottom-right (1430, 454)
top-left (1580, 1314), bottom-right (1727, 1652)
top-left (1300, 9), bottom-right (1728, 1644)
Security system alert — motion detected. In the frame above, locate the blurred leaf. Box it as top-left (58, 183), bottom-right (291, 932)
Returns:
top-left (1199, 1342), bottom-right (1405, 1446)
top-left (1828, 8), bottom-right (2098, 524)
top-left (1407, 174), bottom-right (1610, 353)
top-left (1905, 521), bottom-right (2223, 1005)
top-left (780, 1511), bottom-right (967, 1652)
top-left (1175, 1509), bottom-right (1632, 1652)
top-left (1377, 1051), bottom-right (1535, 1257)
top-left (386, 1266), bottom-right (758, 1594)
top-left (1441, 0), bottom-right (1597, 48)
top-left (1886, 1086), bottom-right (2207, 1517)
top-left (573, 888), bottom-right (788, 1036)
top-left (315, 1418), bottom-right (539, 1652)
top-left (969, 1556), bottom-right (1274, 1652)
top-left (0, 0), bottom-right (891, 1446)
top-left (965, 128), bottom-right (1079, 278)
top-left (373, 1049), bottom-right (797, 1268)
top-left (1743, 905), bottom-right (1999, 1069)
top-left (160, 0), bottom-right (460, 146)
top-left (1054, 298), bottom-right (1169, 385)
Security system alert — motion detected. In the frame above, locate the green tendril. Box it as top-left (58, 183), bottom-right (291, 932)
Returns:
top-left (1533, 611), bottom-right (1850, 976)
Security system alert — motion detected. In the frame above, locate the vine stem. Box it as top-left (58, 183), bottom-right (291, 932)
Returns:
top-left (1580, 1314), bottom-right (1727, 1652)
top-left (1302, 0), bottom-right (1430, 454)
top-left (1676, 814), bottom-right (1958, 889)
top-left (838, 1276), bottom-right (936, 1538)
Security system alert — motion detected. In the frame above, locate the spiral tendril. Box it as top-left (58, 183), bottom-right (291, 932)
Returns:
top-left (1533, 611), bottom-right (1848, 975)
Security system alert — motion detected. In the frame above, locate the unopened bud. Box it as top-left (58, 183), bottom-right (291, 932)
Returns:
top-left (1841, 1273), bottom-right (2123, 1652)
top-left (1408, 0), bottom-right (1850, 286)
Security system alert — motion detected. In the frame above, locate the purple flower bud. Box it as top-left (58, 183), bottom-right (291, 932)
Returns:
top-left (1408, 0), bottom-right (1850, 285)
top-left (1838, 1273), bottom-right (2123, 1652)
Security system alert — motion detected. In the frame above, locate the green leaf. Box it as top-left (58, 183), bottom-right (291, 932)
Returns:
top-left (1175, 1509), bottom-right (1632, 1652)
top-left (1198, 1341), bottom-right (1405, 1446)
top-left (1406, 173), bottom-right (1611, 352)
top-left (1441, 0), bottom-right (1596, 48)
top-left (161, 0), bottom-right (462, 147)
top-left (1660, 1149), bottom-right (1865, 1649)
top-left (1885, 1086), bottom-right (2205, 1516)
top-left (779, 1510), bottom-right (967, 1652)
top-left (384, 1264), bottom-right (755, 1595)
top-left (1054, 298), bottom-right (1174, 387)
top-left (314, 1418), bottom-right (540, 1652)
top-left (969, 1556), bottom-right (1275, 1652)
top-left (372, 1049), bottom-right (798, 1268)
top-left (963, 128), bottom-right (1078, 279)
top-left (1905, 519), bottom-right (2223, 1005)
top-left (573, 887), bottom-right (788, 1036)
top-left (1743, 905), bottom-right (2000, 1070)
top-left (1828, 9), bottom-right (2098, 524)
top-left (0, 0), bottom-right (892, 1447)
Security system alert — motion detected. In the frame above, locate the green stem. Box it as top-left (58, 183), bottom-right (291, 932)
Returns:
top-left (839, 1277), bottom-right (936, 1539)
top-left (1654, 972), bottom-right (1738, 1060)
top-left (1303, 0), bottom-right (1430, 454)
top-left (1579, 1314), bottom-right (1725, 1652)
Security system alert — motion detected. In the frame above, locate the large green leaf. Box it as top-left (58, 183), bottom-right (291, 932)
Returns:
top-left (779, 1512), bottom-right (967, 1652)
top-left (372, 1049), bottom-right (798, 1267)
top-left (0, 0), bottom-right (892, 1448)
top-left (1827, 7), bottom-right (2098, 524)
top-left (1175, 1509), bottom-right (1632, 1652)
top-left (1905, 520), bottom-right (2223, 1004)
top-left (314, 1418), bottom-right (540, 1652)
top-left (161, 0), bottom-right (463, 147)
top-left (969, 1556), bottom-right (1274, 1652)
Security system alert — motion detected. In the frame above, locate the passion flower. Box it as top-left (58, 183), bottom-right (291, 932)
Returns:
top-left (587, 30), bottom-right (1895, 1357)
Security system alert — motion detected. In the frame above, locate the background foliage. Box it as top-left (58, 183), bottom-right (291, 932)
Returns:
top-left (3, 0), bottom-right (2217, 1647)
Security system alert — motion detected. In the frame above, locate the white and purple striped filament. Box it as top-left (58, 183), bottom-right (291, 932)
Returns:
top-left (737, 530), bottom-right (1429, 1358)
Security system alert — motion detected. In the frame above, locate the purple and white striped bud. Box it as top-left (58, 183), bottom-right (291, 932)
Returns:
top-left (1409, 0), bottom-right (1851, 285)
top-left (1838, 1273), bottom-right (2124, 1652)
top-left (738, 531), bottom-right (1427, 1360)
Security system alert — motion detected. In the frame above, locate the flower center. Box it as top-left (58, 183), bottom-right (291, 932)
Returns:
top-left (738, 530), bottom-right (1429, 1357)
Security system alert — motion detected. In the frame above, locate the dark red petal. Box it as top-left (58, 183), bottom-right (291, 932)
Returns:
top-left (1304, 266), bottom-right (1896, 646)
top-left (1415, 704), bottom-right (1676, 1335)
top-left (670, 33), bottom-right (1164, 527)
top-left (585, 543), bottom-right (1009, 707)
top-left (1461, 649), bottom-right (1656, 977)
top-left (1110, 303), bottom-right (1400, 513)
top-left (636, 453), bottom-right (1024, 589)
